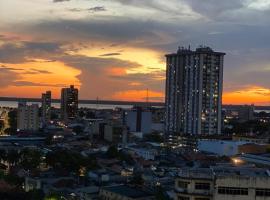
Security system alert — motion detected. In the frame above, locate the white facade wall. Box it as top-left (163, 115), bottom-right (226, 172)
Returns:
top-left (17, 103), bottom-right (39, 131)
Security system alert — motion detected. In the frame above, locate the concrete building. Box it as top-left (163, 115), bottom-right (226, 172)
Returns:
top-left (41, 91), bottom-right (51, 124)
top-left (60, 85), bottom-right (78, 121)
top-left (17, 102), bottom-right (39, 131)
top-left (123, 107), bottom-right (152, 134)
top-left (165, 46), bottom-right (225, 136)
top-left (99, 185), bottom-right (155, 200)
top-left (223, 105), bottom-right (254, 122)
top-left (175, 167), bottom-right (270, 200)
top-left (104, 123), bottom-right (128, 144)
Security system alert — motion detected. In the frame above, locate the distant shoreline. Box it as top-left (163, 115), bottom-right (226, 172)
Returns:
top-left (0, 97), bottom-right (270, 110)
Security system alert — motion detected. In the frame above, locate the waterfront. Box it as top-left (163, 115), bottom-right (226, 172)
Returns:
top-left (0, 101), bottom-right (133, 109)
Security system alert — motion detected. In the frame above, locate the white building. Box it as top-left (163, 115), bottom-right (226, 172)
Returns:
top-left (123, 107), bottom-right (152, 134)
top-left (175, 167), bottom-right (270, 200)
top-left (17, 102), bottom-right (39, 131)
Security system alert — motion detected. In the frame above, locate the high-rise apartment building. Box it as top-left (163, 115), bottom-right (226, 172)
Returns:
top-left (17, 102), bottom-right (39, 131)
top-left (41, 91), bottom-right (51, 124)
top-left (60, 85), bottom-right (78, 121)
top-left (165, 46), bottom-right (225, 135)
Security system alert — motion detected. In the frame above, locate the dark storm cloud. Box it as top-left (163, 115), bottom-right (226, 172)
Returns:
top-left (99, 53), bottom-right (121, 57)
top-left (181, 0), bottom-right (245, 18)
top-left (0, 41), bottom-right (61, 63)
top-left (58, 54), bottom-right (141, 73)
top-left (1, 65), bottom-right (24, 71)
top-left (88, 6), bottom-right (106, 12)
top-left (19, 18), bottom-right (177, 48)
top-left (68, 6), bottom-right (106, 13)
top-left (109, 71), bottom-right (165, 91)
top-left (12, 81), bottom-right (65, 87)
top-left (53, 0), bottom-right (70, 3)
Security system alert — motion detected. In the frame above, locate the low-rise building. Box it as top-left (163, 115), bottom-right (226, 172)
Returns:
top-left (104, 123), bottom-right (128, 144)
top-left (17, 102), bottom-right (39, 131)
top-left (175, 167), bottom-right (270, 200)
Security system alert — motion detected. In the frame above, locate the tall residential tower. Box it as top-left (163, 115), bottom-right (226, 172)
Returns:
top-left (165, 46), bottom-right (225, 135)
top-left (41, 91), bottom-right (51, 124)
top-left (61, 85), bottom-right (78, 121)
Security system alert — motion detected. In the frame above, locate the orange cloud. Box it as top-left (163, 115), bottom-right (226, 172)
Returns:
top-left (0, 60), bottom-right (81, 98)
top-left (106, 67), bottom-right (126, 76)
top-left (223, 86), bottom-right (270, 105)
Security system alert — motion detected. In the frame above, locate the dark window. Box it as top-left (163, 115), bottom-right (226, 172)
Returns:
top-left (178, 181), bottom-right (189, 189)
top-left (256, 188), bottom-right (270, 196)
top-left (218, 187), bottom-right (248, 195)
top-left (195, 182), bottom-right (210, 190)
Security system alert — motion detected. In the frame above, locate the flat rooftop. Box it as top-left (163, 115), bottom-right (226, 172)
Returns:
top-left (178, 167), bottom-right (270, 179)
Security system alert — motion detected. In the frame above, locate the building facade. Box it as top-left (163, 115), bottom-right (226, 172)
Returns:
top-left (165, 46), bottom-right (225, 135)
top-left (175, 167), bottom-right (270, 200)
top-left (41, 91), bottom-right (51, 124)
top-left (60, 85), bottom-right (78, 121)
top-left (17, 102), bottom-right (39, 131)
top-left (123, 107), bottom-right (152, 134)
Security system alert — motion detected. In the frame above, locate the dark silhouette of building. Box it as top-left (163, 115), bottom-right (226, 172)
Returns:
top-left (60, 85), bottom-right (78, 121)
top-left (41, 91), bottom-right (51, 124)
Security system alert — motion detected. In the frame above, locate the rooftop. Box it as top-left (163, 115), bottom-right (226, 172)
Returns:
top-left (101, 185), bottom-right (154, 198)
top-left (166, 46), bottom-right (225, 57)
top-left (178, 167), bottom-right (270, 179)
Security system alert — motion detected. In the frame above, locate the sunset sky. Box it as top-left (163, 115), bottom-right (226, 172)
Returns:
top-left (0, 0), bottom-right (270, 105)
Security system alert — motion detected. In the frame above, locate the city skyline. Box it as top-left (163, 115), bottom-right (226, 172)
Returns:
top-left (1, 0), bottom-right (270, 105)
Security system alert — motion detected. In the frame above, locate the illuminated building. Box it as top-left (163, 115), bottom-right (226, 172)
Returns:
top-left (41, 91), bottom-right (51, 124)
top-left (165, 46), bottom-right (225, 135)
top-left (60, 85), bottom-right (78, 121)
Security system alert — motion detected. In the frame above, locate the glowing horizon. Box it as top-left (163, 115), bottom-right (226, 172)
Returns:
top-left (0, 0), bottom-right (270, 105)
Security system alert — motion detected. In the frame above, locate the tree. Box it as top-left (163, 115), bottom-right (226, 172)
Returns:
top-left (155, 186), bottom-right (168, 200)
top-left (72, 126), bottom-right (83, 134)
top-left (44, 192), bottom-right (62, 200)
top-left (130, 173), bottom-right (144, 186)
top-left (106, 145), bottom-right (119, 158)
top-left (0, 149), bottom-right (7, 162)
top-left (20, 149), bottom-right (42, 170)
top-left (7, 110), bottom-right (17, 134)
top-left (26, 189), bottom-right (44, 200)
top-left (6, 150), bottom-right (20, 166)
